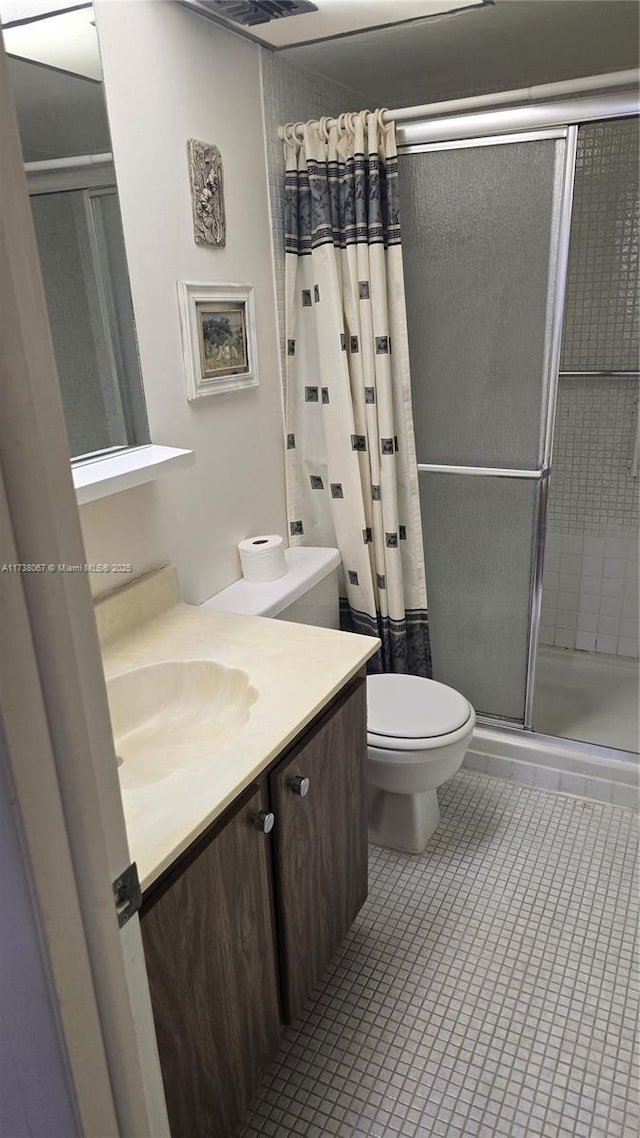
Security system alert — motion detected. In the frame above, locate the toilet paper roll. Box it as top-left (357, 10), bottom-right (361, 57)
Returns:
top-left (238, 535), bottom-right (287, 583)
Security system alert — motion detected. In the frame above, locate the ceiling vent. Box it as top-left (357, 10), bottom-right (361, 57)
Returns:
top-left (196, 0), bottom-right (317, 27)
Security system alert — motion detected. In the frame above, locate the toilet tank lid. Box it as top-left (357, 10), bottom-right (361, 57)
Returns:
top-left (200, 547), bottom-right (340, 618)
top-left (367, 674), bottom-right (472, 739)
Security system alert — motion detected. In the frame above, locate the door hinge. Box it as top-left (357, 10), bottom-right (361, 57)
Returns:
top-left (113, 862), bottom-right (142, 928)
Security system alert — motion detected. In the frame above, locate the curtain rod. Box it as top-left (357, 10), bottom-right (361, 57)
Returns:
top-left (24, 152), bottom-right (113, 173)
top-left (278, 69), bottom-right (639, 139)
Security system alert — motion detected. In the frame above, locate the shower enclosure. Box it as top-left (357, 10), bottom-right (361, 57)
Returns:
top-left (397, 89), bottom-right (639, 758)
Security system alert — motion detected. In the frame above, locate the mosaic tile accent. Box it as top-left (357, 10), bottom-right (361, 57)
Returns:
top-left (546, 116), bottom-right (639, 650)
top-left (550, 115), bottom-right (639, 538)
top-left (547, 377), bottom-right (639, 537)
top-left (561, 118), bottom-right (639, 372)
top-left (239, 771), bottom-right (638, 1138)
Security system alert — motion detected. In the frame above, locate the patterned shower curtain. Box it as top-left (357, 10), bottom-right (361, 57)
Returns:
top-left (283, 110), bottom-right (432, 676)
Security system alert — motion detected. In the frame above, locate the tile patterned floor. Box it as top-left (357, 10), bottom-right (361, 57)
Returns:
top-left (238, 771), bottom-right (639, 1138)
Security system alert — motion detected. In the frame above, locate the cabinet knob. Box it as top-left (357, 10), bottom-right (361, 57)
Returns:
top-left (288, 775), bottom-right (310, 797)
top-left (251, 811), bottom-right (274, 834)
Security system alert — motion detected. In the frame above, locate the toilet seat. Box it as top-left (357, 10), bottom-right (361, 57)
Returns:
top-left (367, 673), bottom-right (473, 751)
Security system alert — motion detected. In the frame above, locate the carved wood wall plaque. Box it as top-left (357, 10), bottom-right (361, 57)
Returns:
top-left (188, 138), bottom-right (226, 247)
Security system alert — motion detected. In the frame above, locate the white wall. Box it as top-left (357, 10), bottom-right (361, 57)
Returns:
top-left (87, 0), bottom-right (286, 603)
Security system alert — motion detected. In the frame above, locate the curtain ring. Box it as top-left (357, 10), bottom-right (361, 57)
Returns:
top-left (336, 111), bottom-right (358, 139)
top-left (281, 122), bottom-right (297, 146)
top-left (318, 115), bottom-right (332, 143)
top-left (375, 107), bottom-right (391, 133)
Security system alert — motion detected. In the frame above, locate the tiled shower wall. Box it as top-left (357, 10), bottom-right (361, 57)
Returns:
top-left (260, 51), bottom-right (367, 367)
top-left (541, 118), bottom-right (639, 659)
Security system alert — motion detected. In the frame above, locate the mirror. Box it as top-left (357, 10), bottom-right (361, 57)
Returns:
top-left (2, 0), bottom-right (149, 461)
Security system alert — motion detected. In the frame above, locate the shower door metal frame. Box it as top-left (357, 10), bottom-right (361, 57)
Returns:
top-left (398, 89), bottom-right (640, 733)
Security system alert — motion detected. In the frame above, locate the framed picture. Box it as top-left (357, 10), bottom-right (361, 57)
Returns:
top-left (177, 281), bottom-right (258, 400)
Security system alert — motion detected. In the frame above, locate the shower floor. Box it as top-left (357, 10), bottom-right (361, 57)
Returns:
top-left (533, 646), bottom-right (639, 754)
top-left (238, 771), bottom-right (638, 1138)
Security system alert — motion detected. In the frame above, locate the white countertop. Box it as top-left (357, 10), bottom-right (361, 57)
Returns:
top-left (98, 569), bottom-right (378, 891)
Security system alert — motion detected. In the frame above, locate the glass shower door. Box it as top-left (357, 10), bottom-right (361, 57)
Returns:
top-left (533, 116), bottom-right (640, 753)
top-left (399, 130), bottom-right (576, 723)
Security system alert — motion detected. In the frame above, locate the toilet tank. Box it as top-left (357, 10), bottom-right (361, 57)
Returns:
top-left (201, 547), bottom-right (341, 630)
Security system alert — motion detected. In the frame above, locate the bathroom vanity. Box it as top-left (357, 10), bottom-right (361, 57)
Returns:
top-left (140, 676), bottom-right (366, 1137)
top-left (96, 567), bottom-right (378, 1138)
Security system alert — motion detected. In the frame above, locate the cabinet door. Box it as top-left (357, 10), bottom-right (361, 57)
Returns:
top-left (270, 678), bottom-right (368, 1022)
top-left (140, 785), bottom-right (281, 1138)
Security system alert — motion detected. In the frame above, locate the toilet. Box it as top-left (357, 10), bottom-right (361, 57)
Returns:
top-left (203, 547), bottom-right (475, 853)
top-left (366, 673), bottom-right (475, 853)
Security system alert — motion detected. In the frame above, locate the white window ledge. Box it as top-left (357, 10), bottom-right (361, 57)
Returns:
top-left (73, 444), bottom-right (194, 505)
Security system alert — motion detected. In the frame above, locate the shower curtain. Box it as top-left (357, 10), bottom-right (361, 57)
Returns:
top-left (283, 110), bottom-right (431, 676)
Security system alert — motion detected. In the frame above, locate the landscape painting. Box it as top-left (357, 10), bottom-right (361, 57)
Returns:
top-left (196, 302), bottom-right (248, 379)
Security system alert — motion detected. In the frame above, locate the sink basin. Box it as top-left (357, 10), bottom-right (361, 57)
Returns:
top-left (107, 660), bottom-right (257, 787)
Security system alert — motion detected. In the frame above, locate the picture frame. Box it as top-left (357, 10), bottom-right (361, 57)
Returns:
top-left (177, 281), bottom-right (258, 400)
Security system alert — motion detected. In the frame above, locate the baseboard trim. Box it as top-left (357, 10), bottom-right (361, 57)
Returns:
top-left (464, 725), bottom-right (639, 809)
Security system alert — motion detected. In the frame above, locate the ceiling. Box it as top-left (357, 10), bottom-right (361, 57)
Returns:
top-left (4, 0), bottom-right (638, 162)
top-left (181, 0), bottom-right (486, 48)
top-left (280, 0), bottom-right (640, 108)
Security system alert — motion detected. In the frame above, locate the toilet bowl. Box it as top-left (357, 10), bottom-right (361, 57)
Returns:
top-left (366, 673), bottom-right (475, 853)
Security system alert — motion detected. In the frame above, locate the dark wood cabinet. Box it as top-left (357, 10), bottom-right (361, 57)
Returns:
top-left (140, 675), bottom-right (368, 1136)
top-left (270, 677), bottom-right (368, 1021)
top-left (140, 784), bottom-right (281, 1138)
